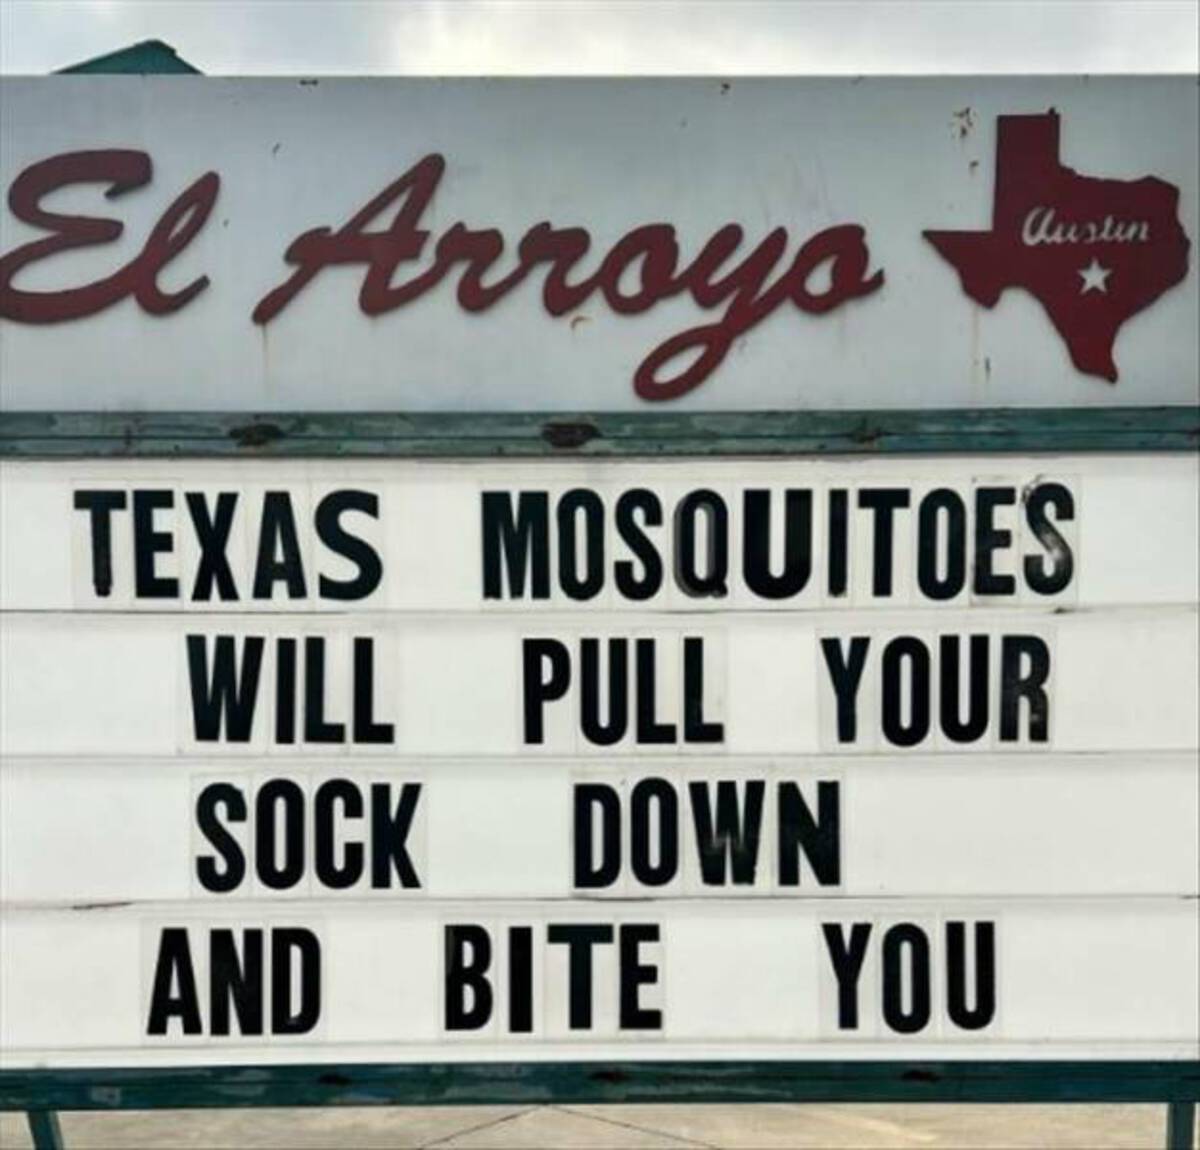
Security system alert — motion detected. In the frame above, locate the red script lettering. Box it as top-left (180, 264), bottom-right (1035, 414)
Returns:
top-left (0, 150), bottom-right (219, 324)
top-left (253, 154), bottom-right (885, 400)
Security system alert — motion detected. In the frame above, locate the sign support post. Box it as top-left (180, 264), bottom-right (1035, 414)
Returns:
top-left (1167, 1101), bottom-right (1196, 1150)
top-left (26, 1110), bottom-right (63, 1150)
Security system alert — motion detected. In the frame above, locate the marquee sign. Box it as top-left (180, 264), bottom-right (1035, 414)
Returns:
top-left (1, 452), bottom-right (1196, 1066)
top-left (0, 76), bottom-right (1197, 1088)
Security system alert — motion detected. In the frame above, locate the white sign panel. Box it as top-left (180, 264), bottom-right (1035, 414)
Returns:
top-left (4, 904), bottom-right (1195, 1066)
top-left (1, 76), bottom-right (1196, 412)
top-left (1, 457), bottom-right (1197, 1068)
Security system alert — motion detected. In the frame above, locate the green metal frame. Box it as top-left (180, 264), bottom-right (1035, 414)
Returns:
top-left (2, 403), bottom-right (1197, 1149)
top-left (3, 1062), bottom-right (1197, 1149)
top-left (1, 406), bottom-right (1196, 458)
top-left (4, 1060), bottom-right (1198, 1109)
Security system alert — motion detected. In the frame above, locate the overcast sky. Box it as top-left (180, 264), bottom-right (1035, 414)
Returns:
top-left (0, 0), bottom-right (1197, 76)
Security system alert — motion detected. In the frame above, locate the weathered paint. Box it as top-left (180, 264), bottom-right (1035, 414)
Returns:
top-left (1, 407), bottom-right (1196, 458)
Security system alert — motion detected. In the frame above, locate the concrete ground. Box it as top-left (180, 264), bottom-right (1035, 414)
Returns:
top-left (1, 1103), bottom-right (1193, 1149)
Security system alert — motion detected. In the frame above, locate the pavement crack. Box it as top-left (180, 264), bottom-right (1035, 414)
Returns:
top-left (551, 1105), bottom-right (717, 1148)
top-left (421, 1105), bottom-right (538, 1148)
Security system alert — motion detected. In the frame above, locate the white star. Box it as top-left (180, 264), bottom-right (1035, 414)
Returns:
top-left (1078, 258), bottom-right (1112, 294)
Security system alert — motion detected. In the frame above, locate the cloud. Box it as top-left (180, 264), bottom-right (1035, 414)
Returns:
top-left (1, 0), bottom-right (1197, 75)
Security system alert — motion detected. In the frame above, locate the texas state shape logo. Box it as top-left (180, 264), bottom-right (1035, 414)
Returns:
top-left (924, 110), bottom-right (1190, 382)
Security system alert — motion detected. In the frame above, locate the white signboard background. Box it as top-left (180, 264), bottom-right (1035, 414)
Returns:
top-left (1, 76), bottom-right (1197, 413)
top-left (2, 456), bottom-right (1196, 612)
top-left (3, 757), bottom-right (1196, 904)
top-left (1, 454), bottom-right (1197, 1068)
top-left (4, 901), bottom-right (1196, 1066)
top-left (1, 610), bottom-right (1196, 757)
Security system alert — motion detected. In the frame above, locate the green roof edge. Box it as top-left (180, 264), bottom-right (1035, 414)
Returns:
top-left (57, 38), bottom-right (201, 75)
